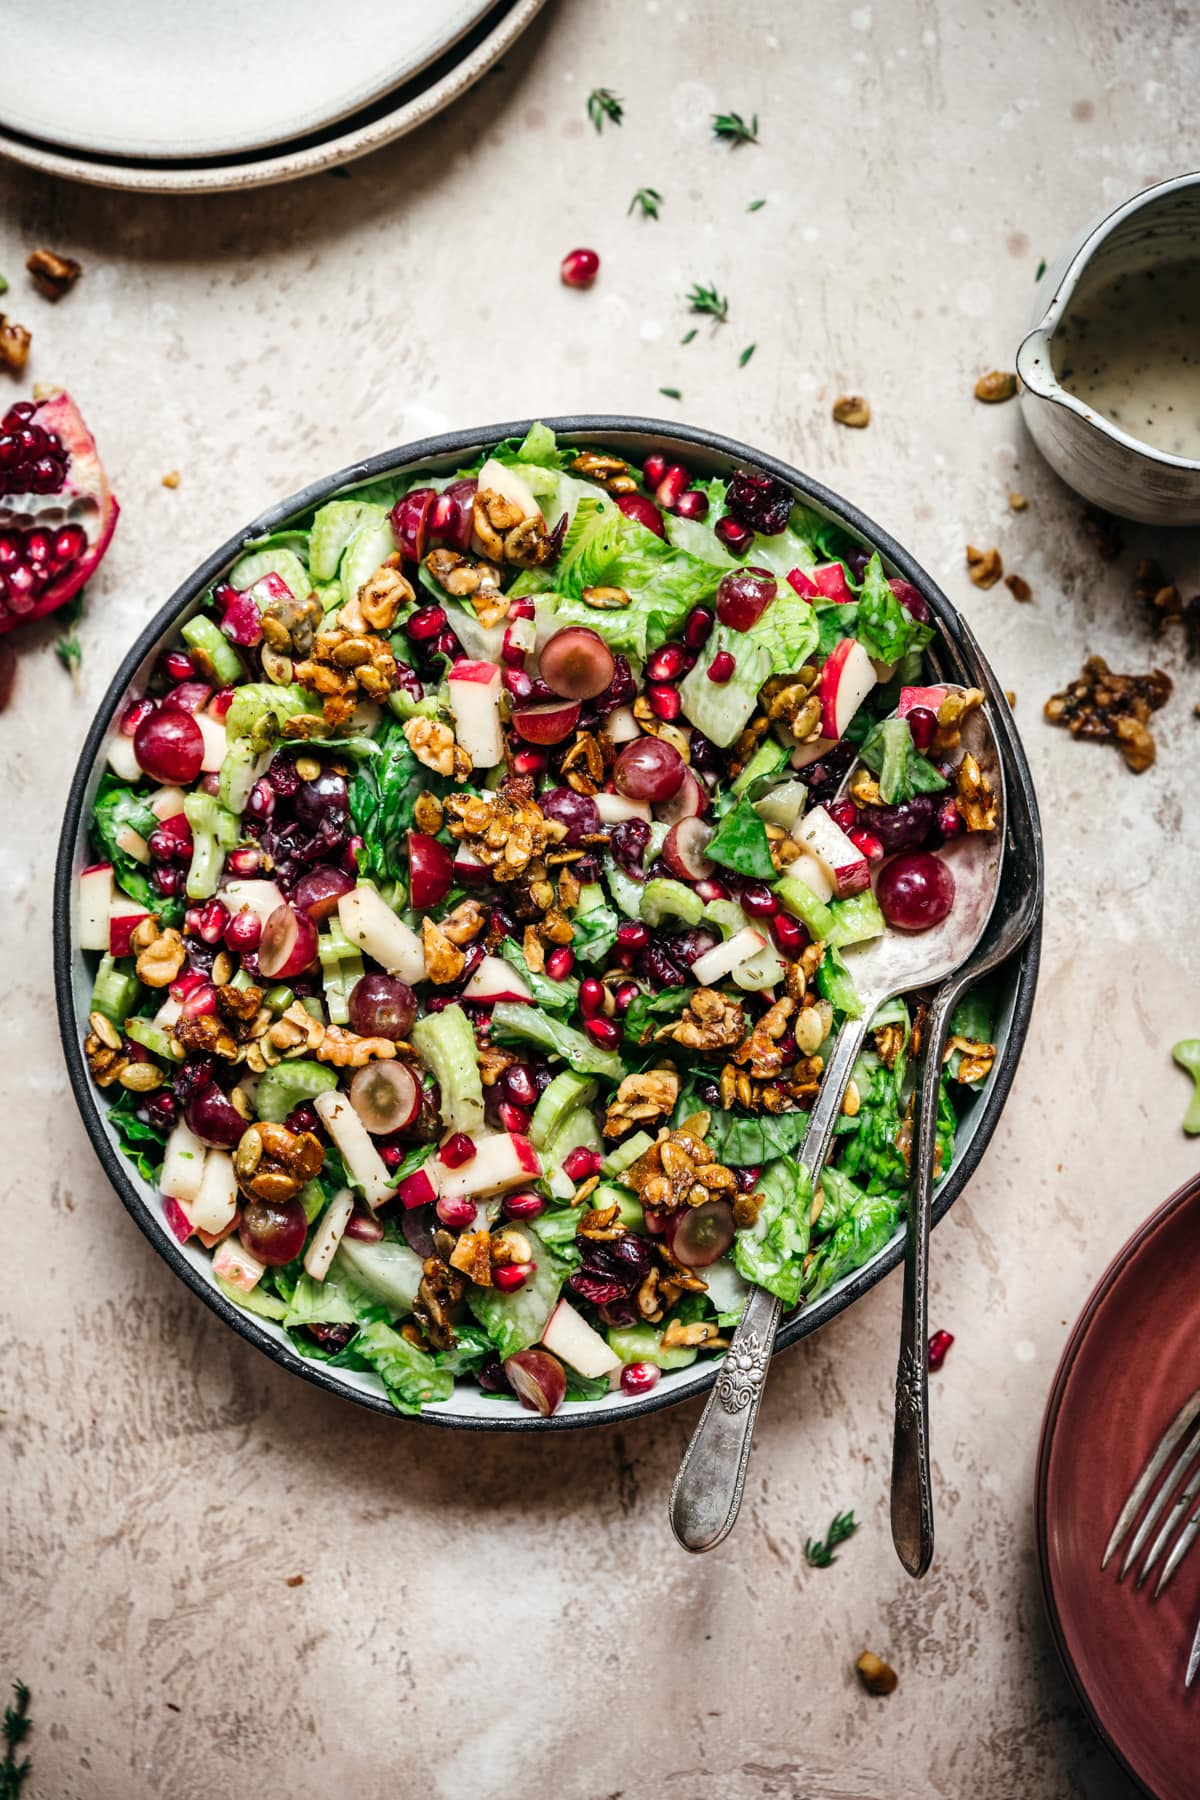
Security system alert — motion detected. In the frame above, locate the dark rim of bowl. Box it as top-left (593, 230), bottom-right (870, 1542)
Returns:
top-left (54, 415), bottom-right (1042, 1432)
top-left (1033, 1172), bottom-right (1200, 1798)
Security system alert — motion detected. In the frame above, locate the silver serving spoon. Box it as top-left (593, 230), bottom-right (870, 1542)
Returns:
top-left (890, 691), bottom-right (1040, 1577)
top-left (669, 694), bottom-right (1006, 1555)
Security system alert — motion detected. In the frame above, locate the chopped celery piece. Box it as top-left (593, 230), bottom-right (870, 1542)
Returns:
top-left (255, 1060), bottom-right (339, 1124)
top-left (181, 614), bottom-right (243, 686)
top-left (542, 1105), bottom-right (603, 1174)
top-left (224, 682), bottom-right (320, 746)
top-left (775, 875), bottom-right (836, 943)
top-left (263, 984), bottom-right (295, 1015)
top-left (317, 918), bottom-right (365, 1026)
top-left (640, 878), bottom-right (704, 928)
top-left (228, 545), bottom-right (309, 598)
top-left (606, 1322), bottom-right (698, 1369)
top-left (827, 889), bottom-right (886, 948)
top-left (90, 955), bottom-right (140, 1025)
top-left (215, 1276), bottom-right (288, 1321)
top-left (184, 790), bottom-right (240, 897)
top-left (217, 737), bottom-right (269, 815)
top-left (702, 897), bottom-right (751, 940)
top-left (601, 1130), bottom-right (655, 1178)
top-left (340, 514), bottom-right (398, 608)
top-left (530, 1072), bottom-right (597, 1151)
top-left (411, 1004), bottom-right (485, 1134)
top-left (309, 500), bottom-right (374, 582)
top-left (589, 1180), bottom-right (645, 1231)
top-left (124, 1017), bottom-right (183, 1062)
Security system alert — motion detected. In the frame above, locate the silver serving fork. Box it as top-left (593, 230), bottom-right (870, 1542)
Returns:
top-left (1102, 1386), bottom-right (1200, 1685)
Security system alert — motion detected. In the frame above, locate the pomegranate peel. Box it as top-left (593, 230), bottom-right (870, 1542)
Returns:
top-left (0, 386), bottom-right (118, 634)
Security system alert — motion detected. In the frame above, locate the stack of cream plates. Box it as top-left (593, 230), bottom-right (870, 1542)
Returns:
top-left (0, 0), bottom-right (547, 193)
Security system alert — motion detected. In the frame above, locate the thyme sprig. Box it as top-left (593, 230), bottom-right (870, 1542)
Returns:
top-left (712, 110), bottom-right (759, 147)
top-left (588, 88), bottom-right (624, 132)
top-left (1, 1681), bottom-right (32, 1799)
top-left (628, 187), bottom-right (662, 220)
top-left (685, 282), bottom-right (729, 324)
top-left (804, 1510), bottom-right (859, 1568)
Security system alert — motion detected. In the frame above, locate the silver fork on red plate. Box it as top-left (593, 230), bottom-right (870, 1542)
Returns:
top-left (1102, 1385), bottom-right (1200, 1686)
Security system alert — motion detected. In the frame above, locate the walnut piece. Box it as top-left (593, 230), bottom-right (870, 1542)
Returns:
top-left (603, 1068), bottom-right (680, 1138)
top-left (966, 544), bottom-right (1003, 588)
top-left (856, 1651), bottom-right (898, 1696)
top-left (943, 1033), bottom-right (996, 1085)
top-left (26, 248), bottom-right (82, 301)
top-left (414, 1256), bottom-right (466, 1350)
top-left (133, 921), bottom-right (187, 988)
top-left (267, 1000), bottom-right (326, 1056)
top-left (403, 715), bottom-right (471, 780)
top-left (832, 394), bottom-right (871, 428)
top-left (448, 1230), bottom-right (493, 1286)
top-left (440, 898), bottom-right (486, 945)
top-left (233, 1121), bottom-right (324, 1203)
top-left (293, 625), bottom-right (400, 727)
top-left (955, 751), bottom-right (998, 832)
top-left (421, 916), bottom-right (466, 984)
top-left (0, 316), bottom-right (32, 372)
top-left (1044, 655), bottom-right (1172, 774)
top-left (443, 780), bottom-right (568, 882)
top-left (1004, 573), bottom-right (1033, 603)
top-left (657, 987), bottom-right (745, 1053)
top-left (316, 1025), bottom-right (398, 1068)
top-left (174, 1012), bottom-right (240, 1062)
top-left (357, 559), bottom-right (414, 632)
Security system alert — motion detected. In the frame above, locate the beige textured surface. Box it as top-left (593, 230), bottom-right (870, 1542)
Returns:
top-left (2, 3), bottom-right (1198, 1794)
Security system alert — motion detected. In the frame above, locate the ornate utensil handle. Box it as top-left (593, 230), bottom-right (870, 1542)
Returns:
top-left (890, 982), bottom-right (957, 1577)
top-left (669, 1016), bottom-right (871, 1553)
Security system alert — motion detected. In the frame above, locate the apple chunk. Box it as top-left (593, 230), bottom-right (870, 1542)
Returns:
top-left (796, 804), bottom-right (870, 898)
top-left (461, 954), bottom-right (533, 1003)
top-left (541, 1298), bottom-right (621, 1379)
top-left (447, 658), bottom-right (504, 769)
top-left (337, 885), bottom-right (426, 983)
top-left (818, 638), bottom-right (877, 741)
top-left (109, 894), bottom-right (151, 957)
top-left (690, 927), bottom-right (767, 986)
top-left (437, 1132), bottom-right (542, 1202)
top-left (475, 458), bottom-right (543, 526)
top-left (79, 862), bottom-right (114, 952)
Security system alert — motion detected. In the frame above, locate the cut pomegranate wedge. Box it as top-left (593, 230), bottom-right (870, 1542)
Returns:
top-left (0, 387), bottom-right (119, 634)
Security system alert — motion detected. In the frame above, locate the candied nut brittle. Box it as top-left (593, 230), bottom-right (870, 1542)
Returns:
top-left (1044, 655), bottom-right (1171, 773)
top-left (443, 779), bottom-right (568, 881)
top-left (603, 1068), bottom-right (680, 1137)
top-left (656, 987), bottom-right (745, 1053)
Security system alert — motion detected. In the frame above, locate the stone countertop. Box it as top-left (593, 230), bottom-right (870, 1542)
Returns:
top-left (2, 2), bottom-right (1196, 1794)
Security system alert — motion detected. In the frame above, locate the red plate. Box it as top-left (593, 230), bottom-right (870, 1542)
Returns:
top-left (1037, 1173), bottom-right (1200, 1799)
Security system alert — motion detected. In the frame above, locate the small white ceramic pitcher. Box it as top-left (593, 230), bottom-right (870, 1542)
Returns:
top-left (1017, 171), bottom-right (1200, 525)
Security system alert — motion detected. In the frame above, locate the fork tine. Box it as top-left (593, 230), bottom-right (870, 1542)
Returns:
top-left (1152, 1499), bottom-right (1200, 1598)
top-left (1137, 1458), bottom-right (1200, 1589)
top-left (1120, 1416), bottom-right (1200, 1580)
top-left (1102, 1385), bottom-right (1200, 1570)
top-left (1188, 1610), bottom-right (1200, 1688)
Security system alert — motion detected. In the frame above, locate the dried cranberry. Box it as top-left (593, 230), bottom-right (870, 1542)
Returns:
top-left (609, 817), bottom-right (651, 877)
top-left (592, 653), bottom-right (637, 716)
top-left (267, 754), bottom-right (301, 798)
top-left (307, 1322), bottom-right (355, 1350)
top-left (637, 942), bottom-right (686, 988)
top-left (667, 926), bottom-right (719, 969)
top-left (725, 469), bottom-right (794, 536)
top-left (477, 1356), bottom-right (514, 1394)
top-left (698, 1079), bottom-right (723, 1109)
top-left (139, 1090), bottom-right (179, 1134)
top-left (733, 1163), bottom-right (761, 1192)
top-left (568, 1270), bottom-right (630, 1306)
top-left (393, 662), bottom-right (424, 705)
top-left (173, 1055), bottom-right (215, 1103)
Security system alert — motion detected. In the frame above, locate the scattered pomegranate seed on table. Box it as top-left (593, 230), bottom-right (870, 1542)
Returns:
top-left (928, 1330), bottom-right (955, 1371)
top-left (560, 248), bottom-right (600, 289)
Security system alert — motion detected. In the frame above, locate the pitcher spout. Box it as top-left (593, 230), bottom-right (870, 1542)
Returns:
top-left (1016, 327), bottom-right (1056, 400)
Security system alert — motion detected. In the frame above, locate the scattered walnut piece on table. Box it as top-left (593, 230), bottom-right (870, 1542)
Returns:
top-left (832, 394), bottom-right (871, 428)
top-left (1004, 572), bottom-right (1033, 602)
top-left (1044, 655), bottom-right (1172, 774)
top-left (285, 1575), bottom-right (304, 1588)
top-left (1133, 558), bottom-right (1182, 635)
top-left (0, 316), bottom-right (32, 373)
top-left (856, 1651), bottom-right (899, 1696)
top-left (161, 470), bottom-right (181, 489)
top-left (966, 544), bottom-right (1003, 589)
top-left (974, 369), bottom-right (1017, 403)
top-left (1008, 491), bottom-right (1028, 512)
top-left (26, 248), bottom-right (82, 300)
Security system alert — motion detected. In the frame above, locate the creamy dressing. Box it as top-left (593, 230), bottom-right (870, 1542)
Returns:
top-left (1051, 260), bottom-right (1200, 459)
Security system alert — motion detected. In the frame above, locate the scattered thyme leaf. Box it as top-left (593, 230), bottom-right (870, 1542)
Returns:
top-left (686, 282), bottom-right (729, 324)
top-left (680, 328), bottom-right (698, 345)
top-left (588, 88), bottom-right (624, 133)
top-left (53, 591), bottom-right (84, 687)
top-left (747, 198), bottom-right (766, 212)
top-left (0, 275), bottom-right (8, 297)
top-left (628, 186), bottom-right (662, 220)
top-left (658, 387), bottom-right (683, 401)
top-left (1035, 258), bottom-right (1047, 282)
top-left (712, 110), bottom-right (759, 147)
top-left (1, 1679), bottom-right (32, 1799)
top-left (739, 343), bottom-right (756, 368)
top-left (804, 1509), bottom-right (859, 1568)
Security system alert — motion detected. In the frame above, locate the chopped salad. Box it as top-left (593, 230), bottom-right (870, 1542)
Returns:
top-left (77, 423), bottom-right (1001, 1417)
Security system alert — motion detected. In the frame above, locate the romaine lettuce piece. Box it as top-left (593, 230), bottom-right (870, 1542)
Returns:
top-left (411, 1004), bottom-right (485, 1133)
top-left (733, 1157), bottom-right (812, 1305)
top-left (855, 554), bottom-right (934, 665)
top-left (354, 1316), bottom-right (454, 1413)
top-left (490, 1002), bottom-right (624, 1080)
top-left (466, 1228), bottom-right (564, 1356)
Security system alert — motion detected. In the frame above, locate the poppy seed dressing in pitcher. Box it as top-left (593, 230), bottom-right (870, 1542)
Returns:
top-left (1051, 261), bottom-right (1200, 459)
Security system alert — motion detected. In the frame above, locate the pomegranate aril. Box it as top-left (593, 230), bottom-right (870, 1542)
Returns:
top-left (683, 606), bottom-right (714, 650)
top-left (502, 1190), bottom-right (546, 1222)
top-left (907, 706), bottom-right (938, 752)
top-left (497, 1101), bottom-right (532, 1136)
top-left (438, 1132), bottom-right (477, 1169)
top-left (694, 877), bottom-right (730, 903)
top-left (502, 666), bottom-right (534, 703)
top-left (655, 464), bottom-right (690, 510)
top-left (579, 977), bottom-right (606, 1019)
top-left (645, 643), bottom-right (690, 683)
top-left (848, 826), bottom-right (885, 863)
top-left (436, 1193), bottom-right (478, 1229)
top-left (405, 604), bottom-right (447, 641)
top-left (674, 488), bottom-right (709, 521)
top-left (561, 247), bottom-right (600, 288)
top-left (928, 1329), bottom-right (955, 1371)
top-left (614, 491), bottom-right (667, 540)
top-left (584, 1015), bottom-right (621, 1050)
top-left (642, 452), bottom-right (669, 489)
top-left (151, 864), bottom-right (185, 896)
top-left (828, 800), bottom-right (858, 832)
top-left (707, 650), bottom-right (736, 683)
top-left (545, 946), bottom-right (575, 981)
top-left (715, 516), bottom-right (754, 555)
top-left (616, 920), bottom-right (648, 951)
top-left (493, 1262), bottom-right (534, 1293)
top-left (613, 981), bottom-right (639, 1014)
top-left (120, 697), bottom-right (155, 736)
top-left (733, 1163), bottom-right (761, 1192)
top-left (163, 650), bottom-right (196, 682)
top-left (739, 881), bottom-right (778, 918)
top-left (620, 1361), bottom-right (661, 1397)
top-left (224, 908), bottom-right (262, 953)
top-left (500, 1063), bottom-right (539, 1109)
top-left (226, 846), bottom-right (262, 876)
top-left (510, 746), bottom-right (547, 776)
top-left (187, 899), bottom-right (228, 944)
top-left (647, 683), bottom-right (682, 721)
top-left (563, 1146), bottom-right (602, 1182)
top-left (770, 913), bottom-right (808, 954)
